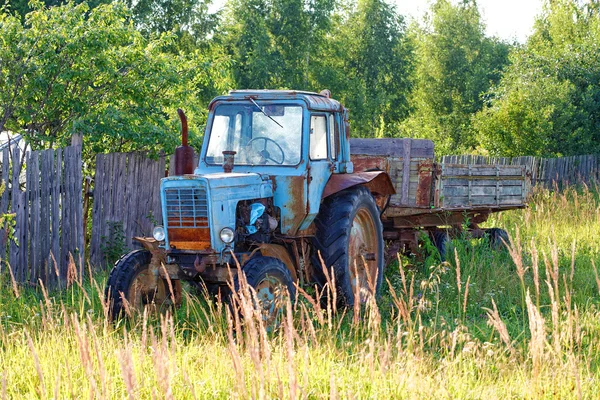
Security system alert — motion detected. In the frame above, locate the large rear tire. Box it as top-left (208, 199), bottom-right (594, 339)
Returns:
top-left (313, 186), bottom-right (384, 307)
top-left (105, 250), bottom-right (182, 320)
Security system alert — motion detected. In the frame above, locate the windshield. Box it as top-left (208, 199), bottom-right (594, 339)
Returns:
top-left (205, 102), bottom-right (303, 166)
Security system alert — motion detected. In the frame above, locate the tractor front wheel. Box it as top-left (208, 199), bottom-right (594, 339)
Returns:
top-left (105, 250), bottom-right (182, 320)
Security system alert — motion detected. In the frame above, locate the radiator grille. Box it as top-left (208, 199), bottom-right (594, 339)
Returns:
top-left (165, 186), bottom-right (209, 228)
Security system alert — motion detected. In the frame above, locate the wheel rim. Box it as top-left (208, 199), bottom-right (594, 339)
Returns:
top-left (127, 267), bottom-right (170, 313)
top-left (349, 207), bottom-right (379, 302)
top-left (255, 275), bottom-right (285, 328)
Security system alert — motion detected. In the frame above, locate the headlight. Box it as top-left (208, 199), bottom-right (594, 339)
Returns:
top-left (153, 226), bottom-right (165, 241)
top-left (220, 227), bottom-right (235, 244)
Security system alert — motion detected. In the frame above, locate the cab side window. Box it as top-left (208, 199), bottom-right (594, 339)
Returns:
top-left (310, 115), bottom-right (328, 160)
top-left (329, 114), bottom-right (338, 160)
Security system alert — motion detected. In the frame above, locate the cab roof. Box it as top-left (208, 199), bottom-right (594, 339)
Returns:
top-left (208, 89), bottom-right (344, 113)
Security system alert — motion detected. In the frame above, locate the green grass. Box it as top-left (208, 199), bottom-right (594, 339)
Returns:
top-left (1, 184), bottom-right (600, 398)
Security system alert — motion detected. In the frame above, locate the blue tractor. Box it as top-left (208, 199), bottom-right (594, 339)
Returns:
top-left (105, 90), bottom-right (395, 319)
top-left (105, 89), bottom-right (529, 320)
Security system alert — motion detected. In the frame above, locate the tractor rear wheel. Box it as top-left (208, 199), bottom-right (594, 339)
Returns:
top-left (313, 186), bottom-right (384, 307)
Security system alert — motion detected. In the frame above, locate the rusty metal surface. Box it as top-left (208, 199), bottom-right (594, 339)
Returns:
top-left (174, 109), bottom-right (196, 175)
top-left (222, 151), bottom-right (236, 173)
top-left (416, 160), bottom-right (433, 207)
top-left (201, 265), bottom-right (237, 283)
top-left (350, 155), bottom-right (390, 173)
top-left (167, 226), bottom-right (211, 250)
top-left (257, 243), bottom-right (298, 281)
top-left (274, 175), bottom-right (307, 235)
top-left (322, 171), bottom-right (396, 198)
top-left (391, 210), bottom-right (491, 229)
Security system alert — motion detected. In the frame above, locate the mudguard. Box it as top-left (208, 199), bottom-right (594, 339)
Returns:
top-left (321, 171), bottom-right (395, 198)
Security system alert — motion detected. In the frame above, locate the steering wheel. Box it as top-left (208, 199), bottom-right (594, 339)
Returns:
top-left (246, 137), bottom-right (286, 165)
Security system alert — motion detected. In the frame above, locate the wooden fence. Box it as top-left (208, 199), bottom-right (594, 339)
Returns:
top-left (0, 145), bottom-right (83, 286)
top-left (89, 152), bottom-right (166, 267)
top-left (3, 145), bottom-right (600, 285)
top-left (441, 154), bottom-right (600, 187)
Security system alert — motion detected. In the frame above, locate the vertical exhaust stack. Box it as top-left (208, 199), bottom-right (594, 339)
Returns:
top-left (174, 109), bottom-right (196, 175)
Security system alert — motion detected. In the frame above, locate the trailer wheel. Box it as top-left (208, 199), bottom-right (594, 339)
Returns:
top-left (486, 228), bottom-right (509, 249)
top-left (233, 256), bottom-right (296, 329)
top-left (105, 250), bottom-right (182, 320)
top-left (313, 186), bottom-right (384, 307)
top-left (430, 230), bottom-right (450, 261)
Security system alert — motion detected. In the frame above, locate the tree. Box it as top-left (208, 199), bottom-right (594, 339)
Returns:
top-left (0, 1), bottom-right (231, 159)
top-left (403, 0), bottom-right (510, 154)
top-left (220, 0), bottom-right (335, 89)
top-left (474, 0), bottom-right (600, 157)
top-left (338, 0), bottom-right (412, 137)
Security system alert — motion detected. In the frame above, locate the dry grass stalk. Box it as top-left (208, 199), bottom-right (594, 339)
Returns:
top-left (525, 291), bottom-right (546, 376)
top-left (454, 248), bottom-right (461, 300)
top-left (462, 275), bottom-right (471, 316)
top-left (570, 239), bottom-right (576, 284)
top-left (226, 309), bottom-right (245, 396)
top-left (545, 279), bottom-right (560, 356)
top-left (67, 253), bottom-right (78, 287)
top-left (6, 262), bottom-right (19, 298)
top-left (71, 315), bottom-right (100, 398)
top-left (504, 228), bottom-right (528, 289)
top-left (318, 251), bottom-right (336, 328)
top-left (592, 260), bottom-right (600, 295)
top-left (26, 331), bottom-right (46, 399)
top-left (530, 239), bottom-right (540, 307)
top-left (285, 298), bottom-right (298, 399)
top-left (2, 370), bottom-right (6, 400)
top-left (483, 298), bottom-right (512, 352)
top-left (118, 338), bottom-right (137, 400)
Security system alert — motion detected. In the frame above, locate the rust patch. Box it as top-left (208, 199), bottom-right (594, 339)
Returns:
top-left (350, 155), bottom-right (390, 173)
top-left (169, 227), bottom-right (211, 250)
top-left (322, 171), bottom-right (395, 198)
top-left (416, 160), bottom-right (433, 207)
top-left (283, 175), bottom-right (307, 235)
top-left (257, 243), bottom-right (298, 281)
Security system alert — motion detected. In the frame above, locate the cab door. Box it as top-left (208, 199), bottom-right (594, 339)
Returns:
top-left (300, 113), bottom-right (337, 230)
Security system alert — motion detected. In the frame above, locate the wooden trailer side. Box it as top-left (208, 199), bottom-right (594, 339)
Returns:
top-left (437, 164), bottom-right (532, 209)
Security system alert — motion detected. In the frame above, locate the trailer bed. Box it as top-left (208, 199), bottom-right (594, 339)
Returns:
top-left (350, 138), bottom-right (531, 228)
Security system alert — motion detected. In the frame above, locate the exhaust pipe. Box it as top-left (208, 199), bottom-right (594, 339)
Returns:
top-left (174, 108), bottom-right (195, 175)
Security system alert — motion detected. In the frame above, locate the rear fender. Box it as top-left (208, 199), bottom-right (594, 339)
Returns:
top-left (322, 171), bottom-right (395, 199)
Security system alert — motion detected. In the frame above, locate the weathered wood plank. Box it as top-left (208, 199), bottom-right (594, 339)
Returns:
top-left (10, 191), bottom-right (26, 282)
top-left (443, 165), bottom-right (524, 177)
top-left (39, 150), bottom-right (52, 283)
top-left (52, 149), bottom-right (61, 282)
top-left (29, 151), bottom-right (40, 283)
top-left (443, 178), bottom-right (525, 187)
top-left (73, 146), bottom-right (84, 268)
top-left (443, 185), bottom-right (523, 197)
top-left (0, 147), bottom-right (9, 255)
top-left (350, 138), bottom-right (435, 158)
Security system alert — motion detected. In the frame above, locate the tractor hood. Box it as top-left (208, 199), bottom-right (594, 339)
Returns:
top-left (160, 172), bottom-right (274, 254)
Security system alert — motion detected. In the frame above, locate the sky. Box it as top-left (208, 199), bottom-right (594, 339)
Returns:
top-left (396, 0), bottom-right (544, 42)
top-left (211, 0), bottom-right (545, 43)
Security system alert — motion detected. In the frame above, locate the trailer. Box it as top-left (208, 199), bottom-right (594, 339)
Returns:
top-left (350, 138), bottom-right (531, 259)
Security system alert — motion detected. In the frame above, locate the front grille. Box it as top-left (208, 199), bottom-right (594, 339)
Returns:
top-left (165, 186), bottom-right (209, 228)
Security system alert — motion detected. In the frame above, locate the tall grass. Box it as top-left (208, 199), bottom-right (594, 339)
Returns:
top-left (0, 184), bottom-right (600, 398)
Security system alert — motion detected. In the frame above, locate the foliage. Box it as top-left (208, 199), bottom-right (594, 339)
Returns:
top-left (474, 0), bottom-right (600, 157)
top-left (100, 221), bottom-right (127, 265)
top-left (0, 1), bottom-right (231, 160)
top-left (402, 0), bottom-right (511, 154)
top-left (331, 0), bottom-right (412, 137)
